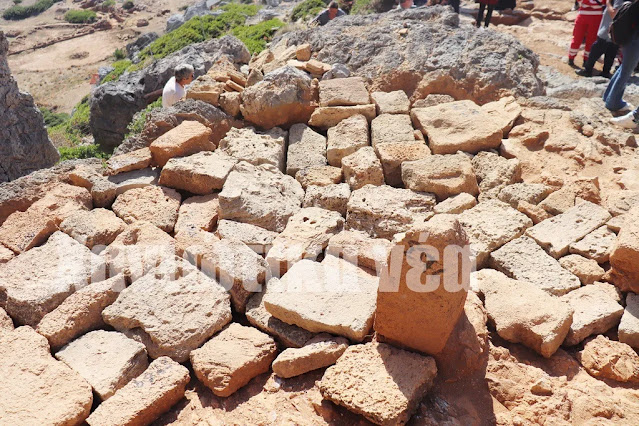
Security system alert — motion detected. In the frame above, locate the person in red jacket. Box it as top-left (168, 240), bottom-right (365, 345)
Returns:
top-left (476, 0), bottom-right (499, 28)
top-left (568, 0), bottom-right (606, 66)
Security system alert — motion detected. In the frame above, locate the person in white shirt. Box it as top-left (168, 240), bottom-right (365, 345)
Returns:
top-left (162, 63), bottom-right (194, 108)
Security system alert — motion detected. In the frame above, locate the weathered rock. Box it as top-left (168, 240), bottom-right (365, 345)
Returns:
top-left (103, 221), bottom-right (177, 282)
top-left (60, 208), bottom-right (126, 249)
top-left (263, 255), bottom-right (378, 341)
top-left (0, 306), bottom-right (13, 331)
top-left (341, 146), bottom-right (385, 190)
top-left (375, 141), bottom-right (431, 187)
top-left (55, 330), bottom-right (148, 400)
top-left (245, 290), bottom-right (315, 348)
top-left (103, 258), bottom-right (232, 362)
top-left (219, 91), bottom-right (242, 117)
top-left (489, 236), bottom-right (581, 296)
top-left (434, 192), bottom-right (477, 214)
top-left (0, 31), bottom-right (59, 182)
top-left (527, 201), bottom-right (611, 259)
top-left (296, 165), bottom-right (343, 189)
top-left (0, 327), bottom-right (93, 425)
top-left (539, 178), bottom-right (601, 215)
top-left (159, 151), bottom-right (236, 194)
top-left (272, 333), bottom-right (349, 378)
top-left (296, 43), bottom-right (311, 61)
top-left (149, 120), bottom-right (214, 167)
top-left (558, 254), bottom-right (605, 285)
top-left (240, 66), bottom-right (317, 129)
top-left (412, 94), bottom-right (456, 108)
top-left (471, 151), bottom-right (522, 194)
top-left (85, 356), bottom-right (190, 426)
top-left (107, 168), bottom-right (160, 196)
top-left (0, 208), bottom-right (57, 254)
top-left (517, 200), bottom-right (552, 225)
top-left (498, 183), bottom-right (554, 208)
top-left (67, 166), bottom-right (118, 208)
top-left (303, 183), bottom-right (351, 216)
top-left (319, 341), bottom-right (437, 425)
top-left (473, 269), bottom-right (573, 358)
top-left (107, 148), bottom-right (153, 175)
top-left (308, 104), bottom-right (377, 129)
top-left (36, 275), bottom-right (126, 350)
top-left (371, 113), bottom-right (416, 148)
top-left (402, 153), bottom-right (479, 201)
top-left (327, 230), bottom-right (394, 273)
top-left (371, 90), bottom-right (410, 114)
top-left (286, 123), bottom-right (327, 176)
top-left (219, 127), bottom-right (286, 172)
top-left (619, 293), bottom-right (639, 349)
top-left (186, 75), bottom-right (226, 105)
top-left (605, 189), bottom-right (639, 216)
top-left (173, 194), bottom-right (219, 235)
top-left (219, 162), bottom-right (304, 232)
top-left (578, 335), bottom-right (639, 383)
top-left (112, 186), bottom-right (181, 233)
top-left (569, 225), bottom-right (616, 263)
top-left (0, 232), bottom-right (105, 326)
top-left (191, 323), bottom-right (277, 397)
top-left (319, 77), bottom-right (370, 107)
top-left (375, 215), bottom-right (470, 355)
top-left (346, 184), bottom-right (436, 239)
top-left (326, 114), bottom-right (370, 167)
top-left (216, 219), bottom-right (277, 255)
top-left (608, 206), bottom-right (639, 292)
top-left (457, 199), bottom-right (532, 267)
top-left (561, 282), bottom-right (624, 346)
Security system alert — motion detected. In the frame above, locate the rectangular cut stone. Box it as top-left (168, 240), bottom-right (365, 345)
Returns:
top-left (308, 105), bottom-right (377, 129)
top-left (371, 113), bottom-right (415, 148)
top-left (263, 255), bottom-right (378, 342)
top-left (375, 215), bottom-right (470, 355)
top-left (0, 232), bottom-right (105, 326)
top-left (86, 357), bottom-right (190, 426)
top-left (402, 154), bottom-right (480, 201)
top-left (326, 230), bottom-right (394, 272)
top-left (375, 141), bottom-right (431, 187)
top-left (107, 168), bottom-right (160, 196)
top-left (219, 127), bottom-right (287, 172)
top-left (0, 208), bottom-right (57, 254)
top-left (159, 151), bottom-right (237, 195)
top-left (216, 219), bottom-right (278, 255)
top-left (371, 90), bottom-right (410, 115)
top-left (608, 206), bottom-right (639, 292)
top-left (59, 208), bottom-right (126, 249)
top-left (107, 148), bottom-right (152, 175)
top-left (286, 123), bottom-right (327, 176)
top-left (150, 120), bottom-right (214, 167)
top-left (327, 114), bottom-right (370, 167)
top-left (569, 226), bottom-right (616, 263)
top-left (272, 333), bottom-right (349, 378)
top-left (489, 236), bottom-right (581, 296)
top-left (458, 199), bottom-right (533, 267)
top-left (619, 293), bottom-right (639, 349)
top-left (526, 200), bottom-right (612, 258)
top-left (303, 183), bottom-right (351, 216)
top-left (174, 194), bottom-right (220, 234)
top-left (319, 342), bottom-right (437, 425)
top-left (319, 77), bottom-right (370, 107)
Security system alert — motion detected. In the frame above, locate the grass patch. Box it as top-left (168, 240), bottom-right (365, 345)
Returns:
top-left (58, 145), bottom-right (110, 161)
top-left (64, 9), bottom-right (97, 23)
top-left (124, 98), bottom-right (162, 140)
top-left (2, 0), bottom-right (61, 20)
top-left (102, 59), bottom-right (132, 84)
top-left (40, 107), bottom-right (70, 128)
top-left (232, 18), bottom-right (285, 54)
top-left (290, 0), bottom-right (326, 21)
top-left (351, 0), bottom-right (376, 14)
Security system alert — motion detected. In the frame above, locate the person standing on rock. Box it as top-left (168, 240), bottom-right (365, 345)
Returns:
top-left (311, 2), bottom-right (346, 26)
top-left (162, 64), bottom-right (194, 108)
top-left (568, 0), bottom-right (606, 67)
top-left (576, 0), bottom-right (623, 77)
top-left (475, 0), bottom-right (498, 28)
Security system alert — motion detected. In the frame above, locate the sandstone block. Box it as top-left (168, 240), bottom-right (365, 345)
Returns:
top-left (191, 323), bottom-right (277, 397)
top-left (0, 231), bottom-right (105, 326)
top-left (296, 43), bottom-right (311, 61)
top-left (36, 275), bottom-right (126, 350)
top-left (112, 186), bottom-right (181, 233)
top-left (107, 168), bottom-right (160, 196)
top-left (326, 114), bottom-right (370, 167)
top-left (149, 120), bottom-right (214, 167)
top-left (286, 123), bottom-right (327, 176)
top-left (219, 91), bottom-right (242, 117)
top-left (0, 208), bottom-right (57, 254)
top-left (60, 208), bottom-right (126, 249)
top-left (471, 151), bottom-right (522, 194)
top-left (107, 148), bottom-right (153, 175)
top-left (498, 183), bottom-right (554, 208)
top-left (371, 90), bottom-right (410, 114)
top-left (219, 127), bottom-right (287, 172)
top-left (434, 192), bottom-right (477, 214)
top-left (159, 151), bottom-right (237, 194)
top-left (578, 335), bottom-right (639, 383)
top-left (0, 307), bottom-right (13, 331)
top-left (375, 141), bottom-right (431, 187)
top-left (346, 184), bottom-right (436, 239)
top-left (341, 146), bottom-right (384, 190)
top-left (0, 327), bottom-right (93, 426)
top-left (371, 113), bottom-right (416, 148)
top-left (569, 226), bottom-right (616, 263)
top-left (539, 178), bottom-right (601, 215)
top-left (272, 333), bottom-right (349, 378)
top-left (263, 255), bottom-right (378, 341)
top-left (303, 183), bottom-right (351, 216)
top-left (86, 357), bottom-right (189, 426)
top-left (31, 182), bottom-right (93, 224)
top-left (402, 153), bottom-right (479, 201)
top-left (216, 219), bottom-right (278, 255)
top-left (308, 104), bottom-right (376, 129)
top-left (0, 244), bottom-right (14, 264)
top-left (319, 342), bottom-right (437, 425)
top-left (619, 293), bottom-right (639, 349)
top-left (296, 165), bottom-right (343, 189)
top-left (558, 254), bottom-right (605, 284)
top-left (103, 258), bottom-right (231, 362)
top-left (326, 230), bottom-right (394, 272)
top-left (174, 194), bottom-right (219, 234)
top-left (607, 206), bottom-right (639, 292)
top-left (67, 166), bottom-right (117, 208)
top-left (55, 330), bottom-right (148, 400)
top-left (319, 77), bottom-right (370, 107)
top-left (473, 269), bottom-right (573, 358)
top-left (186, 76), bottom-right (225, 105)
top-left (517, 200), bottom-right (552, 224)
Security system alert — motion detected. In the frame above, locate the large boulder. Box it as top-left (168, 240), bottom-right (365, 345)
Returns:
top-left (0, 31), bottom-right (59, 182)
top-left (91, 36), bottom-right (249, 149)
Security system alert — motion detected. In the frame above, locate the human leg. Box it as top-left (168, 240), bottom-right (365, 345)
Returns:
top-left (569, 15), bottom-right (587, 63)
top-left (476, 3), bottom-right (485, 27)
top-left (604, 35), bottom-right (639, 111)
top-left (485, 5), bottom-right (494, 27)
top-left (602, 42), bottom-right (620, 77)
top-left (583, 15), bottom-right (602, 62)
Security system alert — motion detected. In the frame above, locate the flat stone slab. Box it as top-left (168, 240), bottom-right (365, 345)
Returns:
top-left (319, 341), bottom-right (437, 425)
top-left (107, 148), bottom-right (153, 175)
top-left (569, 225), bottom-right (616, 263)
top-left (191, 323), bottom-right (277, 397)
top-left (498, 183), bottom-right (554, 208)
top-left (286, 123), bottom-right (327, 176)
top-left (371, 90), bottom-right (410, 114)
top-left (86, 357), bottom-right (190, 426)
top-left (526, 200), bottom-right (611, 258)
top-left (107, 168), bottom-right (160, 196)
top-left (402, 153), bottom-right (479, 201)
top-left (558, 254), bottom-right (605, 284)
top-left (371, 113), bottom-right (416, 148)
top-left (216, 219), bottom-right (278, 255)
top-left (60, 208), bottom-right (126, 249)
top-left (434, 192), bottom-right (477, 214)
top-left (103, 258), bottom-right (232, 362)
top-left (619, 293), bottom-right (639, 349)
top-left (0, 327), bottom-right (93, 426)
top-left (326, 230), bottom-right (394, 273)
top-left (0, 231), bottom-right (105, 326)
top-left (473, 269), bottom-right (573, 358)
top-left (272, 333), bottom-right (349, 378)
top-left (219, 127), bottom-right (287, 172)
top-left (489, 236), bottom-right (581, 296)
top-left (55, 330), bottom-right (148, 401)
top-left (375, 141), bottom-right (431, 187)
top-left (174, 194), bottom-right (219, 234)
top-left (159, 151), bottom-right (237, 194)
top-left (263, 255), bottom-right (378, 342)
top-left (319, 77), bottom-right (370, 107)
top-left (296, 165), bottom-right (343, 189)
top-left (149, 120), bottom-right (214, 167)
top-left (112, 186), bottom-right (181, 233)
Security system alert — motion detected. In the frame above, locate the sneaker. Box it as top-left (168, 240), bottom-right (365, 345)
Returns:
top-left (611, 112), bottom-right (638, 129)
top-left (575, 68), bottom-right (592, 77)
top-left (600, 72), bottom-right (612, 79)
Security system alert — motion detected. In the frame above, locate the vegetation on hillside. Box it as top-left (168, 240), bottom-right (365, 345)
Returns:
top-left (2, 0), bottom-right (61, 20)
top-left (64, 9), bottom-right (97, 23)
top-left (290, 0), bottom-right (326, 22)
top-left (232, 18), bottom-right (285, 54)
top-left (102, 59), bottom-right (133, 84)
top-left (124, 98), bottom-right (162, 140)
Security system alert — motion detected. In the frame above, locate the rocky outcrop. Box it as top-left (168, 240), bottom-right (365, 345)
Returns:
top-left (0, 31), bottom-right (59, 182)
top-left (90, 36), bottom-right (249, 150)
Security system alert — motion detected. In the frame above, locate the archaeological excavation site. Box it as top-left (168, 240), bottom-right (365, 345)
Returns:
top-left (1, 1), bottom-right (639, 425)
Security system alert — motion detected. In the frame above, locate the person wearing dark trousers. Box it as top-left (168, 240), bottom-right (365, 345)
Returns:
top-left (576, 0), bottom-right (623, 77)
top-left (476, 0), bottom-right (498, 28)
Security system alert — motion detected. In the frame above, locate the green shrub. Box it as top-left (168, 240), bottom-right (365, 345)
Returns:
top-left (122, 0), bottom-right (134, 10)
top-left (13, 0), bottom-right (23, 5)
top-left (113, 48), bottom-right (126, 60)
top-left (64, 9), bottom-right (97, 23)
top-left (40, 107), bottom-right (70, 128)
top-left (103, 0), bottom-right (115, 7)
top-left (124, 98), bottom-right (162, 140)
top-left (67, 96), bottom-right (91, 136)
top-left (232, 18), bottom-right (285, 54)
top-left (43, 96), bottom-right (93, 148)
top-left (2, 0), bottom-right (60, 20)
top-left (58, 145), bottom-right (110, 161)
top-left (102, 59), bottom-right (132, 84)
top-left (290, 0), bottom-right (326, 22)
